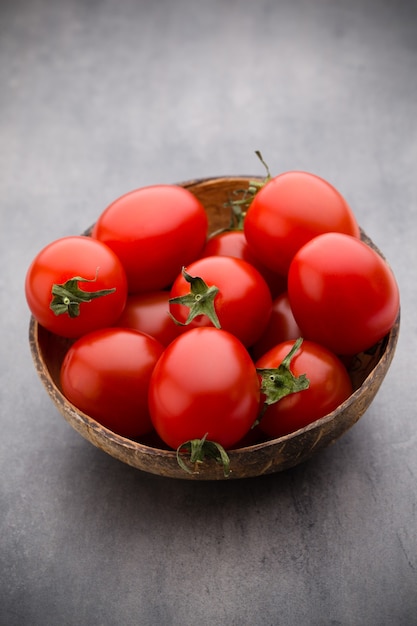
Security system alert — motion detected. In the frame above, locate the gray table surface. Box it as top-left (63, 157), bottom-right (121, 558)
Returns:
top-left (1, 0), bottom-right (416, 624)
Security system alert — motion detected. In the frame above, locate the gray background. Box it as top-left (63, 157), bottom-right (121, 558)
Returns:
top-left (1, 0), bottom-right (416, 624)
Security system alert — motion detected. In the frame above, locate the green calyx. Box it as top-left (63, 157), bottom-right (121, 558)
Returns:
top-left (50, 270), bottom-right (116, 318)
top-left (169, 268), bottom-right (221, 329)
top-left (221, 150), bottom-right (272, 231)
top-left (257, 338), bottom-right (310, 409)
top-left (176, 434), bottom-right (231, 477)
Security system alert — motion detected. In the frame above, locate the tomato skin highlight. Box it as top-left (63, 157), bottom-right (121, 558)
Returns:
top-left (115, 291), bottom-right (184, 347)
top-left (25, 236), bottom-right (128, 338)
top-left (148, 327), bottom-right (260, 450)
top-left (60, 328), bottom-right (164, 438)
top-left (256, 339), bottom-right (353, 438)
top-left (288, 232), bottom-right (400, 355)
top-left (92, 185), bottom-right (208, 293)
top-left (244, 171), bottom-right (360, 276)
top-left (169, 255), bottom-right (273, 347)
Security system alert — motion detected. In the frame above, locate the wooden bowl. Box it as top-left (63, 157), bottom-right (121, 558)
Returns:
top-left (28, 177), bottom-right (400, 480)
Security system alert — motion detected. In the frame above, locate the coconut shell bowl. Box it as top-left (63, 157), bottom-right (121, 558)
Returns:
top-left (29, 177), bottom-right (400, 480)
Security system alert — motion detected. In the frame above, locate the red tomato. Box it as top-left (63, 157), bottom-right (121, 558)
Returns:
top-left (202, 230), bottom-right (287, 297)
top-left (92, 185), bottom-right (208, 293)
top-left (288, 233), bottom-right (400, 355)
top-left (244, 171), bottom-right (360, 276)
top-left (115, 291), bottom-right (184, 347)
top-left (256, 339), bottom-right (353, 438)
top-left (60, 328), bottom-right (164, 438)
top-left (251, 292), bottom-right (303, 360)
top-left (25, 236), bottom-right (128, 338)
top-left (169, 255), bottom-right (273, 347)
top-left (148, 327), bottom-right (260, 450)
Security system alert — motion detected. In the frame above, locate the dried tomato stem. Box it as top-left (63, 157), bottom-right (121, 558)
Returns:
top-left (169, 268), bottom-right (221, 329)
top-left (214, 150), bottom-right (273, 236)
top-left (50, 269), bottom-right (116, 318)
top-left (257, 338), bottom-right (310, 407)
top-left (176, 434), bottom-right (231, 477)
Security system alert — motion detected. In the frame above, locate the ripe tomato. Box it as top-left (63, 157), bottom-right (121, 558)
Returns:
top-left (169, 256), bottom-right (272, 347)
top-left (25, 236), bottom-right (128, 338)
top-left (115, 290), bottom-right (184, 347)
top-left (60, 328), bottom-right (164, 438)
top-left (288, 232), bottom-right (400, 355)
top-left (202, 230), bottom-right (287, 297)
top-left (251, 292), bottom-right (302, 360)
top-left (244, 171), bottom-right (360, 276)
top-left (92, 185), bottom-right (208, 293)
top-left (148, 327), bottom-right (260, 450)
top-left (256, 339), bottom-right (353, 438)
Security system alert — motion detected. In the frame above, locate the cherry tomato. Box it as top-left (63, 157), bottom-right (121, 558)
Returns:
top-left (256, 339), bottom-right (353, 438)
top-left (148, 327), bottom-right (260, 450)
top-left (25, 236), bottom-right (128, 338)
top-left (60, 328), bottom-right (164, 438)
top-left (202, 230), bottom-right (287, 297)
top-left (92, 185), bottom-right (208, 293)
top-left (251, 292), bottom-right (302, 360)
top-left (288, 232), bottom-right (400, 355)
top-left (244, 171), bottom-right (360, 276)
top-left (115, 290), bottom-right (184, 347)
top-left (169, 255), bottom-right (273, 347)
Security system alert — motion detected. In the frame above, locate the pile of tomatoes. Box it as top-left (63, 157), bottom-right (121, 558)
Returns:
top-left (25, 157), bottom-right (400, 474)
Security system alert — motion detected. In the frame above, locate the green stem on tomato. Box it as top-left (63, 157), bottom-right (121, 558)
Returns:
top-left (256, 338), bottom-right (310, 421)
top-left (50, 269), bottom-right (116, 318)
top-left (176, 434), bottom-right (231, 477)
top-left (219, 150), bottom-right (273, 233)
top-left (169, 268), bottom-right (221, 329)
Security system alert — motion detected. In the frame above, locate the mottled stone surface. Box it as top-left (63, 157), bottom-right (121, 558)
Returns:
top-left (1, 0), bottom-right (416, 624)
